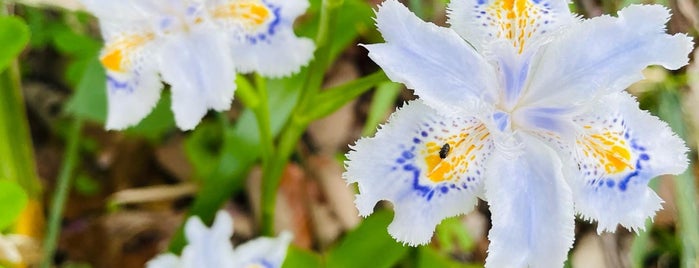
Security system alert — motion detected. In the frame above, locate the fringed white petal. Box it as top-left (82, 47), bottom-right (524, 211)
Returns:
top-left (101, 33), bottom-right (163, 130)
top-left (146, 253), bottom-right (182, 268)
top-left (484, 132), bottom-right (575, 268)
top-left (208, 0), bottom-right (313, 77)
top-left (521, 4), bottom-right (694, 109)
top-left (158, 30), bottom-right (236, 130)
top-left (181, 211), bottom-right (236, 268)
top-left (564, 92), bottom-right (688, 232)
top-left (364, 0), bottom-right (498, 115)
top-left (344, 100), bottom-right (494, 246)
top-left (230, 27), bottom-right (314, 77)
top-left (448, 0), bottom-right (575, 53)
top-left (232, 232), bottom-right (293, 268)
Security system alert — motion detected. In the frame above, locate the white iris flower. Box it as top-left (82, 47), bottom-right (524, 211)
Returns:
top-left (343, 0), bottom-right (693, 266)
top-left (81, 0), bottom-right (315, 130)
top-left (147, 211), bottom-right (293, 268)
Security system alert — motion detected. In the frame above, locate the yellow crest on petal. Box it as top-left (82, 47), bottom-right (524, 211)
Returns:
top-left (487, 0), bottom-right (546, 53)
top-left (212, 0), bottom-right (273, 30)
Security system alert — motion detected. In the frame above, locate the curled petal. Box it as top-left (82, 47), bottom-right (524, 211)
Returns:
top-left (364, 0), bottom-right (498, 114)
top-left (232, 232), bottom-right (293, 268)
top-left (565, 93), bottom-right (688, 232)
top-left (344, 100), bottom-right (494, 245)
top-left (484, 133), bottom-right (574, 268)
top-left (448, 0), bottom-right (575, 53)
top-left (158, 31), bottom-right (236, 130)
top-left (521, 4), bottom-right (694, 109)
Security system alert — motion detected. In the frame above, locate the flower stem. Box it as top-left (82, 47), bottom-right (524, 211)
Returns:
top-left (40, 118), bottom-right (82, 268)
top-left (259, 0), bottom-right (340, 236)
top-left (0, 54), bottom-right (46, 251)
top-left (657, 89), bottom-right (698, 268)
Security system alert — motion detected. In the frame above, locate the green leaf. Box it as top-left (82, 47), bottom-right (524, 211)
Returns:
top-left (73, 174), bottom-right (101, 196)
top-left (282, 246), bottom-right (324, 268)
top-left (305, 70), bottom-right (388, 122)
top-left (0, 16), bottom-right (30, 72)
top-left (298, 0), bottom-right (376, 63)
top-left (126, 91), bottom-right (176, 141)
top-left (327, 210), bottom-right (409, 268)
top-left (64, 56), bottom-right (107, 122)
top-left (0, 180), bottom-right (29, 231)
top-left (362, 82), bottom-right (401, 136)
top-left (435, 217), bottom-right (475, 253)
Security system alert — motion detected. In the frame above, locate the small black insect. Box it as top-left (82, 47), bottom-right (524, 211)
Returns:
top-left (439, 143), bottom-right (450, 159)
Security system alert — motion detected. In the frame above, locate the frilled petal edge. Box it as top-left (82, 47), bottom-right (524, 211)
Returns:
top-left (563, 92), bottom-right (688, 232)
top-left (344, 100), bottom-right (494, 246)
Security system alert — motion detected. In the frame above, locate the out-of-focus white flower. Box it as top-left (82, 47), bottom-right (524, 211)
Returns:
top-left (80, 0), bottom-right (315, 130)
top-left (344, 0), bottom-right (693, 267)
top-left (146, 211), bottom-right (293, 268)
top-left (0, 234), bottom-right (22, 265)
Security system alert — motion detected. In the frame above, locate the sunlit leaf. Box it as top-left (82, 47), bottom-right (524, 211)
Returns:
top-left (64, 57), bottom-right (107, 122)
top-left (326, 210), bottom-right (409, 268)
top-left (0, 16), bottom-right (30, 72)
top-left (282, 246), bottom-right (323, 268)
top-left (0, 180), bottom-right (29, 231)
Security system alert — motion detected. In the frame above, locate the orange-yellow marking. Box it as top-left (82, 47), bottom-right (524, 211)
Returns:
top-left (487, 0), bottom-right (542, 53)
top-left (578, 130), bottom-right (633, 174)
top-left (421, 125), bottom-right (491, 183)
top-left (100, 34), bottom-right (154, 73)
top-left (213, 0), bottom-right (271, 28)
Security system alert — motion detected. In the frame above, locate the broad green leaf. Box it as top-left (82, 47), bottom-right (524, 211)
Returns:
top-left (126, 91), bottom-right (176, 141)
top-left (282, 246), bottom-right (324, 268)
top-left (64, 57), bottom-right (107, 122)
top-left (326, 210), bottom-right (409, 268)
top-left (0, 180), bottom-right (29, 231)
top-left (0, 16), bottom-right (30, 72)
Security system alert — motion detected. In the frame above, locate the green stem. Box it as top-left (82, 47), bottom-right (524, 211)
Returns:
top-left (0, 61), bottom-right (41, 198)
top-left (259, 0), bottom-right (341, 235)
top-left (41, 118), bottom-right (82, 268)
top-left (657, 89), bottom-right (698, 268)
top-left (252, 74), bottom-right (273, 167)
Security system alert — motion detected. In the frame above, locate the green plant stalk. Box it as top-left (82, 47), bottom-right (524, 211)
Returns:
top-left (0, 62), bottom-right (41, 198)
top-left (252, 74), bottom-right (274, 171)
top-left (40, 118), bottom-right (82, 268)
top-left (259, 0), bottom-right (341, 235)
top-left (629, 178), bottom-right (659, 268)
top-left (657, 89), bottom-right (698, 268)
top-left (0, 58), bottom-right (46, 245)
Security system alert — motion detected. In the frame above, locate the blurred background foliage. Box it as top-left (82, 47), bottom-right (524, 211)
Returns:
top-left (0, 0), bottom-right (697, 267)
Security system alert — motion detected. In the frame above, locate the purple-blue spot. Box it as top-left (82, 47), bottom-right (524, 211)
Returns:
top-left (606, 179), bottom-right (615, 188)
